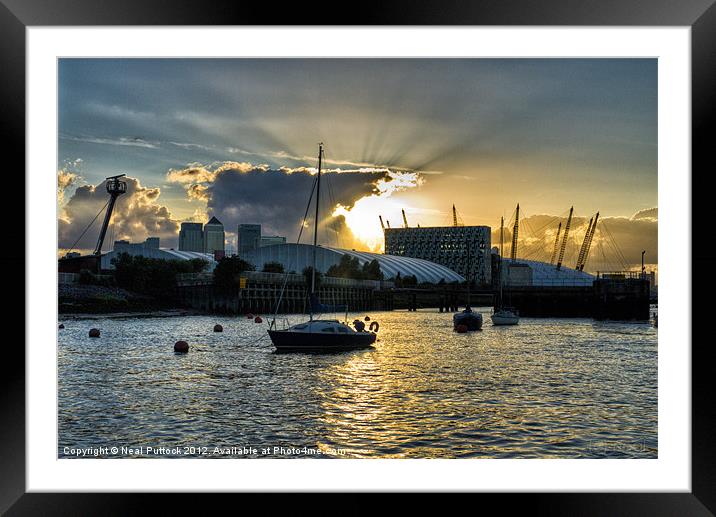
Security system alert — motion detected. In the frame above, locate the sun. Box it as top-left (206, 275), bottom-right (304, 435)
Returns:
top-left (333, 196), bottom-right (406, 252)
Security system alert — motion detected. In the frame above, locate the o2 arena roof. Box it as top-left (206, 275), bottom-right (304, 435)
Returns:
top-left (242, 243), bottom-right (465, 284)
top-left (503, 258), bottom-right (595, 287)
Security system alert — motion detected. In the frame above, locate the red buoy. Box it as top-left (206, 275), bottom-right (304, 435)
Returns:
top-left (214, 324), bottom-right (223, 332)
top-left (455, 324), bottom-right (468, 333)
top-left (174, 340), bottom-right (189, 353)
top-left (88, 328), bottom-right (100, 338)
top-left (254, 316), bottom-right (263, 323)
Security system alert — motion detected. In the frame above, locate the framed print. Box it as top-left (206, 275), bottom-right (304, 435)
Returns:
top-left (3, 0), bottom-right (714, 513)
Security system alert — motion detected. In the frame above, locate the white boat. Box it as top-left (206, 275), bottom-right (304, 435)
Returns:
top-left (492, 214), bottom-right (520, 326)
top-left (491, 308), bottom-right (519, 326)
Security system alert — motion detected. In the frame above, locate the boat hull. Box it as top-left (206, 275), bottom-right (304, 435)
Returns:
top-left (491, 314), bottom-right (519, 325)
top-left (453, 312), bottom-right (483, 330)
top-left (268, 329), bottom-right (376, 352)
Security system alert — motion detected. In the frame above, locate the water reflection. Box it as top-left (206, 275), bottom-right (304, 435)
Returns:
top-left (58, 309), bottom-right (657, 458)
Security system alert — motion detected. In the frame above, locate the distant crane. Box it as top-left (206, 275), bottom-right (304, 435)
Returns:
top-left (386, 220), bottom-right (391, 229)
top-left (452, 204), bottom-right (464, 226)
top-left (577, 212), bottom-right (599, 271)
top-left (575, 217), bottom-right (594, 270)
top-left (549, 222), bottom-right (562, 265)
top-left (94, 174), bottom-right (127, 256)
top-left (510, 203), bottom-right (520, 261)
top-left (402, 209), bottom-right (409, 228)
top-left (379, 215), bottom-right (385, 231)
top-left (556, 206), bottom-right (574, 270)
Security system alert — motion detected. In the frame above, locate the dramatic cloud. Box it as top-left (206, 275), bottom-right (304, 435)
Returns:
top-left (166, 161), bottom-right (424, 249)
top-left (494, 209), bottom-right (658, 272)
top-left (58, 176), bottom-right (180, 252)
top-left (632, 207), bottom-right (658, 221)
top-left (57, 169), bottom-right (79, 205)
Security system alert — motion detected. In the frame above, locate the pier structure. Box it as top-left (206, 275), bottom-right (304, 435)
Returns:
top-left (176, 271), bottom-right (388, 314)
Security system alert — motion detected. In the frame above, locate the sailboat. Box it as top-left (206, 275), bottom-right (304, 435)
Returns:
top-left (267, 143), bottom-right (377, 352)
top-left (491, 215), bottom-right (519, 326)
top-left (453, 242), bottom-right (483, 331)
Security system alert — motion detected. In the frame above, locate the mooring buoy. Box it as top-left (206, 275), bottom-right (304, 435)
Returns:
top-left (254, 316), bottom-right (263, 323)
top-left (88, 328), bottom-right (100, 338)
top-left (364, 316), bottom-right (371, 321)
top-left (174, 340), bottom-right (189, 353)
top-left (59, 324), bottom-right (65, 329)
top-left (214, 324), bottom-right (223, 332)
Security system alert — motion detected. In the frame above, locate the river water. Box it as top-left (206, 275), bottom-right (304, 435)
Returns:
top-left (58, 308), bottom-right (658, 458)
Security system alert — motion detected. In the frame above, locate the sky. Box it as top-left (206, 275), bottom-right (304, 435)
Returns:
top-left (58, 58), bottom-right (657, 271)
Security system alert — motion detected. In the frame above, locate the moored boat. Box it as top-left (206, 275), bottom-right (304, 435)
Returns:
top-left (267, 143), bottom-right (378, 352)
top-left (269, 320), bottom-right (376, 352)
top-left (453, 307), bottom-right (483, 330)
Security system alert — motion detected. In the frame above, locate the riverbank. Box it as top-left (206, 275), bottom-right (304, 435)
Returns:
top-left (59, 308), bottom-right (202, 320)
top-left (59, 283), bottom-right (178, 314)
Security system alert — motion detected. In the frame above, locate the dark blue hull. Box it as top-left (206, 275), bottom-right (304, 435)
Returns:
top-left (268, 330), bottom-right (376, 352)
top-left (453, 312), bottom-right (483, 330)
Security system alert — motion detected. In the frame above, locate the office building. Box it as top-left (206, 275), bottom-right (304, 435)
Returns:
top-left (203, 216), bottom-right (225, 254)
top-left (238, 224), bottom-right (262, 256)
top-left (178, 222), bottom-right (204, 252)
top-left (384, 225), bottom-right (492, 285)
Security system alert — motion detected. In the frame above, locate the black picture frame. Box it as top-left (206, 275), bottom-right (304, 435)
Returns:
top-left (3, 0), bottom-right (712, 514)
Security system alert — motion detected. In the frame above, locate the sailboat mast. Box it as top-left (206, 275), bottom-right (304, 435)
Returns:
top-left (311, 143), bottom-right (323, 296)
top-left (499, 216), bottom-right (504, 306)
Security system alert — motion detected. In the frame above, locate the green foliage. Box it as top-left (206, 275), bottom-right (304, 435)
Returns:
top-left (112, 253), bottom-right (204, 299)
top-left (213, 256), bottom-right (255, 293)
top-left (262, 261), bottom-right (285, 274)
top-left (78, 269), bottom-right (114, 287)
top-left (303, 266), bottom-right (322, 289)
top-left (390, 272), bottom-right (418, 287)
top-left (325, 255), bottom-right (383, 281)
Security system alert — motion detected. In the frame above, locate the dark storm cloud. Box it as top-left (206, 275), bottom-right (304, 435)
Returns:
top-left (58, 175), bottom-right (180, 251)
top-left (167, 162), bottom-right (421, 241)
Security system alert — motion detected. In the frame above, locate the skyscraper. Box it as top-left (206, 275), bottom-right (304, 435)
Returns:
top-left (203, 216), bottom-right (225, 254)
top-left (238, 224), bottom-right (261, 256)
top-left (178, 222), bottom-right (204, 252)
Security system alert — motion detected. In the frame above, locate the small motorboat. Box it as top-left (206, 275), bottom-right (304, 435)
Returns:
top-left (453, 306), bottom-right (483, 331)
top-left (491, 308), bottom-right (519, 326)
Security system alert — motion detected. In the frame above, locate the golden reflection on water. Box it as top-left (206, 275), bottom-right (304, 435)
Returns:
top-left (58, 309), bottom-right (658, 458)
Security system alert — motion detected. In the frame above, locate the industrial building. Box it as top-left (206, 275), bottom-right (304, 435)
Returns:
top-left (260, 235), bottom-right (287, 247)
top-left (241, 243), bottom-right (465, 284)
top-left (384, 225), bottom-right (491, 285)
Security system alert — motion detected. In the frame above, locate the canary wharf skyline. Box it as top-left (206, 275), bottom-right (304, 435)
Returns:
top-left (58, 58), bottom-right (657, 269)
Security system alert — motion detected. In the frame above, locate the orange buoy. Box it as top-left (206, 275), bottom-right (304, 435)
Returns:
top-left (455, 324), bottom-right (468, 333)
top-left (88, 328), bottom-right (100, 338)
top-left (214, 324), bottom-right (223, 332)
top-left (58, 324), bottom-right (65, 329)
top-left (364, 316), bottom-right (371, 321)
top-left (174, 340), bottom-right (189, 353)
top-left (254, 316), bottom-right (263, 323)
